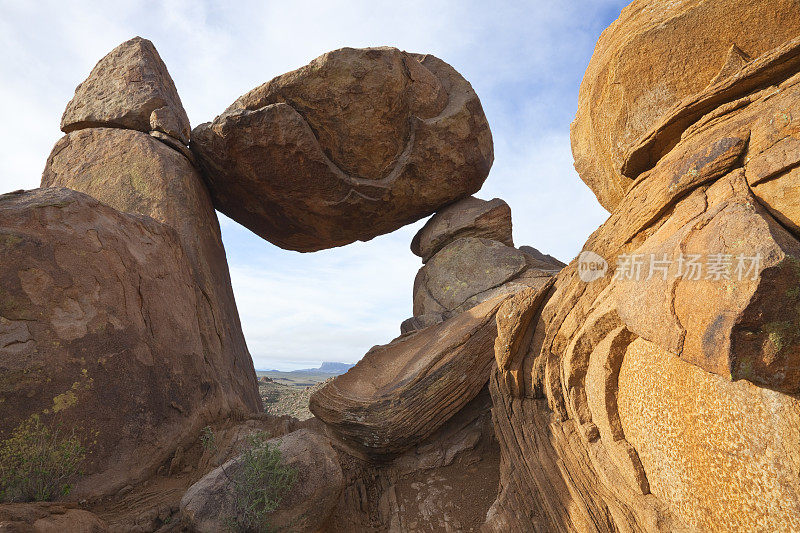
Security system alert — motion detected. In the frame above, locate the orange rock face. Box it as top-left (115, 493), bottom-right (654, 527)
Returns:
top-left (191, 47), bottom-right (493, 252)
top-left (488, 13), bottom-right (800, 533)
top-left (571, 0), bottom-right (800, 211)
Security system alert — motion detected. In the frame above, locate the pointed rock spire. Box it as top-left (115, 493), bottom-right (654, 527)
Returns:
top-left (61, 36), bottom-right (190, 144)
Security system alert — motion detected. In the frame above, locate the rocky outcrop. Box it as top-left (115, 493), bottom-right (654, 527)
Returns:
top-left (308, 194), bottom-right (562, 528)
top-left (22, 13), bottom-right (800, 530)
top-left (408, 198), bottom-right (559, 322)
top-left (412, 237), bottom-right (553, 317)
top-left (0, 502), bottom-right (109, 532)
top-left (519, 245), bottom-right (566, 269)
top-left (0, 188), bottom-right (244, 500)
top-left (41, 128), bottom-right (259, 414)
top-left (191, 47), bottom-right (493, 252)
top-left (488, 22), bottom-right (800, 533)
top-left (411, 196), bottom-right (513, 263)
top-left (6, 34), bottom-right (518, 532)
top-left (570, 0), bottom-right (800, 211)
top-left (181, 428), bottom-right (344, 533)
top-left (30, 37), bottom-right (260, 502)
top-left (309, 295), bottom-right (508, 457)
top-left (61, 37), bottom-right (190, 145)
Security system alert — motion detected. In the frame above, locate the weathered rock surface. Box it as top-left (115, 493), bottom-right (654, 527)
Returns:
top-left (519, 245), bottom-right (566, 269)
top-left (412, 237), bottom-right (551, 316)
top-left (488, 30), bottom-right (800, 532)
top-left (0, 188), bottom-right (246, 500)
top-left (411, 196), bottom-right (513, 263)
top-left (180, 428), bottom-right (344, 533)
top-left (323, 387), bottom-right (500, 533)
top-left (571, 0), bottom-right (800, 210)
top-left (191, 46), bottom-right (493, 251)
top-left (61, 37), bottom-right (190, 144)
top-left (309, 295), bottom-right (508, 457)
top-left (399, 312), bottom-right (445, 335)
top-left (0, 502), bottom-right (109, 532)
top-left (41, 127), bottom-right (260, 423)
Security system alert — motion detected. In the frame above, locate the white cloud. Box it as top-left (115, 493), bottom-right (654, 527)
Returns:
top-left (0, 0), bottom-right (623, 370)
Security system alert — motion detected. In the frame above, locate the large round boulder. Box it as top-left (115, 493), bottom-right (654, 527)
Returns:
top-left (191, 46), bottom-right (493, 251)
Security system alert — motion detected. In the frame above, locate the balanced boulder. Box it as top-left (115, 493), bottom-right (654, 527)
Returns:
top-left (191, 47), bottom-right (493, 251)
top-left (60, 37), bottom-right (190, 144)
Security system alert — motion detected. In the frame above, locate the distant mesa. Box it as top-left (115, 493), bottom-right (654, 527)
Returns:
top-left (258, 362), bottom-right (355, 375)
top-left (315, 362), bottom-right (356, 374)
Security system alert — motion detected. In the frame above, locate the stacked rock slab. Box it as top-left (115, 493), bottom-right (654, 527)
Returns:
top-left (487, 5), bottom-right (800, 531)
top-left (191, 47), bottom-right (494, 252)
top-left (310, 196), bottom-right (561, 459)
top-left (305, 195), bottom-right (563, 530)
top-left (407, 196), bottom-right (558, 331)
top-left (310, 295), bottom-right (508, 457)
top-left (26, 37), bottom-right (260, 498)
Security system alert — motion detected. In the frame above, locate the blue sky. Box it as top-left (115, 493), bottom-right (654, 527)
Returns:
top-left (0, 1), bottom-right (625, 369)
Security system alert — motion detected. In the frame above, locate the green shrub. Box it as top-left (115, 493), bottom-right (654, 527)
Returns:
top-left (225, 431), bottom-right (297, 533)
top-left (0, 415), bottom-right (85, 502)
top-left (200, 426), bottom-right (217, 453)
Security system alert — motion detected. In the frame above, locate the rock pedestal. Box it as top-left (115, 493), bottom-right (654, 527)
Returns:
top-left (23, 37), bottom-right (260, 501)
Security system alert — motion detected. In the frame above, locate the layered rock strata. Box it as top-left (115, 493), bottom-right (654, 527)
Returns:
top-left (487, 24), bottom-right (800, 533)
